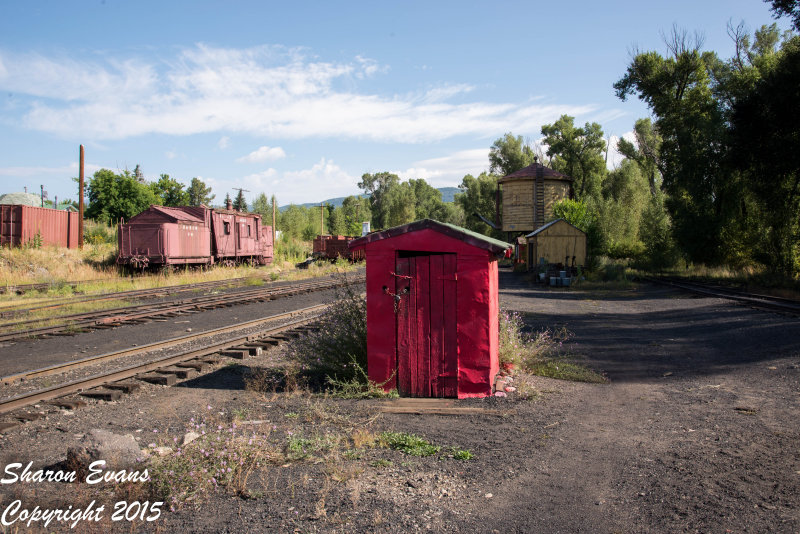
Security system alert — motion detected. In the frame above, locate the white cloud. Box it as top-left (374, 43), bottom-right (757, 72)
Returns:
top-left (237, 145), bottom-right (286, 163)
top-left (217, 136), bottom-right (230, 149)
top-left (204, 159), bottom-right (358, 205)
top-left (276, 158), bottom-right (357, 204)
top-left (0, 44), bottom-right (598, 143)
top-left (0, 161), bottom-right (101, 177)
top-left (605, 131), bottom-right (636, 170)
top-left (397, 148), bottom-right (490, 187)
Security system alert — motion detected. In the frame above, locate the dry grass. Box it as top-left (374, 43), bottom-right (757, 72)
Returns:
top-left (0, 242), bottom-right (361, 325)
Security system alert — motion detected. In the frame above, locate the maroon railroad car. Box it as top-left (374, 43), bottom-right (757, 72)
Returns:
top-left (0, 205), bottom-right (80, 249)
top-left (312, 235), bottom-right (365, 262)
top-left (117, 205), bottom-right (272, 269)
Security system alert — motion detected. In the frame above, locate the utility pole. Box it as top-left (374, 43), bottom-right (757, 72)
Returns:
top-left (78, 145), bottom-right (85, 249)
top-left (271, 194), bottom-right (276, 244)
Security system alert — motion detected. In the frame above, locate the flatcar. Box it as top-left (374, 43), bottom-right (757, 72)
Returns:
top-left (117, 204), bottom-right (273, 270)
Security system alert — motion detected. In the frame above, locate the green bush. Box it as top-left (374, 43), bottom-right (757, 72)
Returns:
top-left (287, 275), bottom-right (367, 383)
top-left (607, 240), bottom-right (645, 261)
top-left (84, 220), bottom-right (116, 245)
top-left (380, 432), bottom-right (440, 457)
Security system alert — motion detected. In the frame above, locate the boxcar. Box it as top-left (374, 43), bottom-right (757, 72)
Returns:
top-left (312, 235), bottom-right (364, 262)
top-left (0, 205), bottom-right (80, 249)
top-left (117, 205), bottom-right (272, 269)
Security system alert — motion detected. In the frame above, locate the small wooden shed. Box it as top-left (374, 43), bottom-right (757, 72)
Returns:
top-left (525, 219), bottom-right (586, 268)
top-left (349, 219), bottom-right (510, 398)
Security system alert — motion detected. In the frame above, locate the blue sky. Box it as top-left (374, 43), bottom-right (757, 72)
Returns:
top-left (0, 0), bottom-right (791, 206)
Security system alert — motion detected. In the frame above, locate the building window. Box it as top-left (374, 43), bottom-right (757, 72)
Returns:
top-left (247, 225), bottom-right (251, 237)
top-left (224, 222), bottom-right (231, 235)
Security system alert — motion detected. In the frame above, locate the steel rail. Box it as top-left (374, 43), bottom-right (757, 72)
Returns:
top-left (643, 276), bottom-right (800, 315)
top-left (0, 277), bottom-right (252, 318)
top-left (1, 303), bottom-right (329, 385)
top-left (0, 275), bottom-right (364, 342)
top-left (0, 312), bottom-right (323, 415)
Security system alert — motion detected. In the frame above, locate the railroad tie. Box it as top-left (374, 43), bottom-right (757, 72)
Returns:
top-left (239, 344), bottom-right (264, 356)
top-left (47, 398), bottom-right (87, 410)
top-left (219, 349), bottom-right (250, 359)
top-left (81, 388), bottom-right (123, 402)
top-left (158, 367), bottom-right (198, 380)
top-left (13, 412), bottom-right (45, 422)
top-left (176, 361), bottom-right (212, 373)
top-left (104, 381), bottom-right (142, 394)
top-left (0, 421), bottom-right (20, 433)
top-left (137, 373), bottom-right (178, 386)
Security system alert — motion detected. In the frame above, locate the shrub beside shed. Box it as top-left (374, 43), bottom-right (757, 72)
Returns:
top-left (349, 219), bottom-right (510, 398)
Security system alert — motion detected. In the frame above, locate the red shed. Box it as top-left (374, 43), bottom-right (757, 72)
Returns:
top-left (0, 205), bottom-right (80, 249)
top-left (349, 219), bottom-right (511, 398)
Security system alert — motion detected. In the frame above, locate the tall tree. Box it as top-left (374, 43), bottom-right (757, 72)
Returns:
top-left (85, 169), bottom-right (159, 223)
top-left (382, 181), bottom-right (416, 228)
top-left (339, 195), bottom-right (371, 236)
top-left (489, 133), bottom-right (536, 176)
top-left (187, 177), bottom-right (215, 206)
top-left (540, 115), bottom-right (607, 201)
top-left (768, 0), bottom-right (800, 31)
top-left (614, 28), bottom-right (727, 264)
top-left (616, 118), bottom-right (662, 196)
top-left (455, 172), bottom-right (503, 238)
top-left (150, 174), bottom-right (190, 206)
top-left (614, 24), bottom-right (795, 268)
top-left (232, 189), bottom-right (248, 212)
top-left (358, 172), bottom-right (400, 229)
top-left (730, 34), bottom-right (800, 276)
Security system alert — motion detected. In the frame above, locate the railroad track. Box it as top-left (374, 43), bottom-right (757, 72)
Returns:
top-left (0, 278), bottom-right (128, 295)
top-left (0, 303), bottom-right (328, 428)
top-left (0, 276), bottom-right (257, 318)
top-left (0, 273), bottom-right (365, 342)
top-left (643, 276), bottom-right (800, 316)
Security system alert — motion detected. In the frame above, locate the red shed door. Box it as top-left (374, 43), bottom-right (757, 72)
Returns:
top-left (395, 252), bottom-right (457, 397)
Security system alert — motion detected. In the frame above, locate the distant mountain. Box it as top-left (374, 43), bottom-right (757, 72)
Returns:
top-left (280, 187), bottom-right (462, 211)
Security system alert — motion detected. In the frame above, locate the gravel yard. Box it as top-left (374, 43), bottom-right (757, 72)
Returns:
top-left (0, 269), bottom-right (798, 533)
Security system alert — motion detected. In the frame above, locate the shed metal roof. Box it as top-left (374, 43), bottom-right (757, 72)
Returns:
top-left (525, 218), bottom-right (585, 238)
top-left (349, 218), bottom-right (511, 255)
top-left (0, 192), bottom-right (44, 206)
top-left (497, 162), bottom-right (572, 183)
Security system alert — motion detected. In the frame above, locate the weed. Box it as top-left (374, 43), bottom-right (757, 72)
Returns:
top-left (244, 276), bottom-right (264, 287)
top-left (325, 359), bottom-right (398, 399)
top-left (380, 432), bottom-right (440, 457)
top-left (499, 309), bottom-right (606, 383)
top-left (284, 412), bottom-right (299, 419)
top-left (231, 407), bottom-right (249, 421)
top-left (342, 450), bottom-right (362, 460)
top-left (146, 416), bottom-right (278, 510)
top-left (525, 359), bottom-right (607, 383)
top-left (369, 459), bottom-right (393, 468)
top-left (450, 448), bottom-right (474, 461)
top-left (287, 274), bottom-right (367, 383)
top-left (351, 429), bottom-right (379, 449)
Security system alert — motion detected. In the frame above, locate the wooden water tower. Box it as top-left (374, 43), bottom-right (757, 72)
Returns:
top-left (497, 158), bottom-right (574, 235)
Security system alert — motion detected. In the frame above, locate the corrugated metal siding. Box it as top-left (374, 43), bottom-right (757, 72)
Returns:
top-left (0, 205), bottom-right (80, 249)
